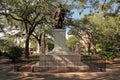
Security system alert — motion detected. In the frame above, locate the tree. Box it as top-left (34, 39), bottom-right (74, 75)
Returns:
top-left (0, 0), bottom-right (75, 57)
top-left (88, 15), bottom-right (120, 59)
top-left (72, 0), bottom-right (120, 16)
top-left (68, 0), bottom-right (120, 59)
top-left (32, 24), bottom-right (53, 54)
top-left (0, 39), bottom-right (14, 52)
top-left (0, 0), bottom-right (56, 58)
top-left (66, 35), bottom-right (79, 50)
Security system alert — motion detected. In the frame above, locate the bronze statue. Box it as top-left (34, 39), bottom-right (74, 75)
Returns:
top-left (53, 4), bottom-right (65, 29)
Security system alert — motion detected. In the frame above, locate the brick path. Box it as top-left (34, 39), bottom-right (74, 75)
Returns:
top-left (0, 56), bottom-right (120, 80)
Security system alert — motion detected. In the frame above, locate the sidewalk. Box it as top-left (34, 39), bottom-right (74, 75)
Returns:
top-left (0, 56), bottom-right (120, 80)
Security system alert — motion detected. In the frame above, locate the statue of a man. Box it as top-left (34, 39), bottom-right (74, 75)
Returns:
top-left (53, 4), bottom-right (65, 29)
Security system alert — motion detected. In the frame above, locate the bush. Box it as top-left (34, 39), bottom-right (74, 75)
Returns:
top-left (6, 46), bottom-right (23, 62)
top-left (98, 41), bottom-right (117, 60)
top-left (46, 38), bottom-right (54, 51)
top-left (100, 51), bottom-right (116, 60)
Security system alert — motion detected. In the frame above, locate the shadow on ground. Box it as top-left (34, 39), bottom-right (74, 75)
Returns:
top-left (5, 72), bottom-right (120, 80)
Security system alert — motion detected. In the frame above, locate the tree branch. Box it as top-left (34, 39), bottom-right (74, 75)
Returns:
top-left (101, 0), bottom-right (107, 10)
top-left (0, 12), bottom-right (24, 22)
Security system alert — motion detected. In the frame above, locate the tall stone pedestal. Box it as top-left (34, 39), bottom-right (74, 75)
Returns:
top-left (49, 29), bottom-right (71, 54)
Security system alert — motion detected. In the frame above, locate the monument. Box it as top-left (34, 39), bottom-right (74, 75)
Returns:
top-left (53, 4), bottom-right (65, 29)
top-left (50, 4), bottom-right (71, 54)
top-left (35, 4), bottom-right (89, 71)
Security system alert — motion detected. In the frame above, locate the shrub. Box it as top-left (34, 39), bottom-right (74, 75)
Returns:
top-left (6, 46), bottom-right (23, 62)
top-left (100, 51), bottom-right (116, 60)
top-left (98, 41), bottom-right (117, 60)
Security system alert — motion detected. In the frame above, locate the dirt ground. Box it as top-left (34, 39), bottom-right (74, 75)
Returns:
top-left (0, 56), bottom-right (120, 80)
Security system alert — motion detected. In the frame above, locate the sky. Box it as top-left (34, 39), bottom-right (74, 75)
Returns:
top-left (66, 9), bottom-right (80, 39)
top-left (66, 8), bottom-right (90, 39)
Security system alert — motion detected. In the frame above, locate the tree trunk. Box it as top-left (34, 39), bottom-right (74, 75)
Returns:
top-left (33, 34), bottom-right (42, 54)
top-left (37, 42), bottom-right (40, 54)
top-left (25, 34), bottom-right (30, 58)
top-left (41, 33), bottom-right (46, 54)
top-left (36, 39), bottom-right (41, 54)
top-left (87, 43), bottom-right (91, 55)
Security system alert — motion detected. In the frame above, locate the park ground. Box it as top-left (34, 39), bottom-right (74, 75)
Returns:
top-left (0, 56), bottom-right (120, 80)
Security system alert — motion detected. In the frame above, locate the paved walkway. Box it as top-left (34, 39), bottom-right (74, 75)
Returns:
top-left (0, 56), bottom-right (120, 80)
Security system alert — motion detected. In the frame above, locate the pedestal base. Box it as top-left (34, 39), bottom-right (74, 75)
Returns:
top-left (34, 54), bottom-right (89, 72)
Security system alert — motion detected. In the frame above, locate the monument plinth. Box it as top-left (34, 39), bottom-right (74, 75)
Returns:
top-left (49, 29), bottom-right (71, 55)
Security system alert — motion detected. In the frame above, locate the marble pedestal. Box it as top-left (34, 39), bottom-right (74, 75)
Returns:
top-left (49, 29), bottom-right (71, 55)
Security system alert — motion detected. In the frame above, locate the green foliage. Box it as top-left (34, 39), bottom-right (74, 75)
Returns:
top-left (46, 38), bottom-right (54, 51)
top-left (28, 55), bottom-right (39, 61)
top-left (69, 12), bottom-right (120, 60)
top-left (100, 51), bottom-right (116, 60)
top-left (1, 0), bottom-right (56, 57)
top-left (0, 39), bottom-right (14, 52)
top-left (88, 15), bottom-right (120, 59)
top-left (6, 46), bottom-right (23, 61)
top-left (98, 40), bottom-right (117, 60)
top-left (66, 36), bottom-right (79, 50)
